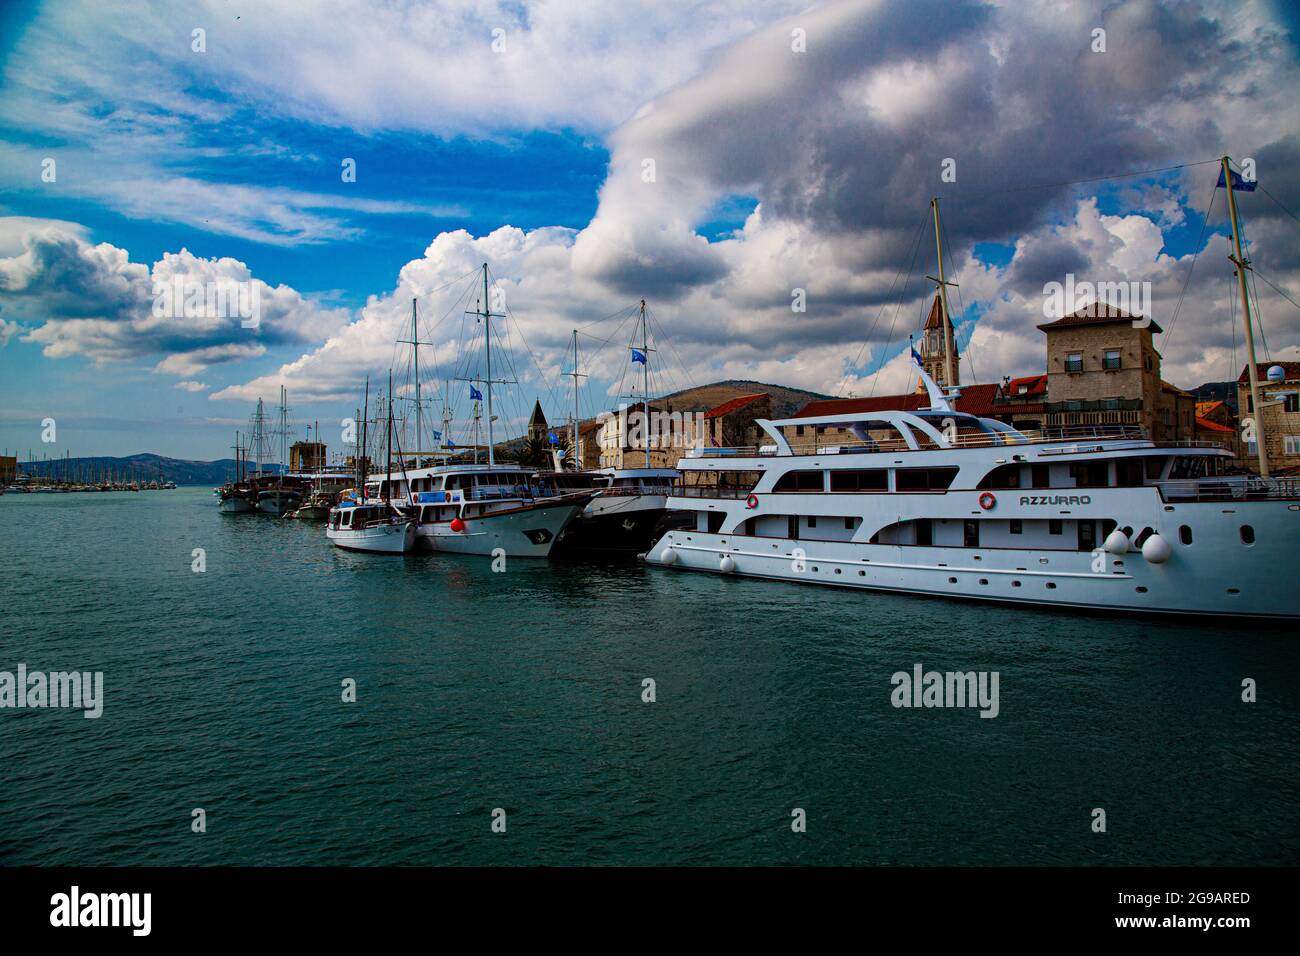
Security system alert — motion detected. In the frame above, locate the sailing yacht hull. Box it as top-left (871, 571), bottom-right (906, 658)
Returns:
top-left (418, 498), bottom-right (587, 558)
top-left (553, 494), bottom-right (674, 555)
top-left (219, 496), bottom-right (256, 514)
top-left (258, 490), bottom-right (302, 515)
top-left (327, 522), bottom-right (417, 553)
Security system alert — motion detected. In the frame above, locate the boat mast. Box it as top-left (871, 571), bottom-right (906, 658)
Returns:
top-left (386, 371), bottom-right (394, 505)
top-left (930, 197), bottom-right (957, 391)
top-left (640, 299), bottom-right (650, 467)
top-left (1222, 156), bottom-right (1269, 478)
top-left (568, 329), bottom-right (586, 471)
top-left (483, 265), bottom-right (495, 466)
top-left (360, 376), bottom-right (370, 502)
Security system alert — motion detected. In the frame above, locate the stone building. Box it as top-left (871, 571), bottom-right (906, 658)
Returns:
top-left (596, 402), bottom-right (697, 468)
top-left (1237, 361), bottom-right (1300, 472)
top-left (1194, 400), bottom-right (1238, 453)
top-left (289, 440), bottom-right (326, 472)
top-left (1037, 302), bottom-right (1193, 442)
top-left (0, 454), bottom-right (16, 486)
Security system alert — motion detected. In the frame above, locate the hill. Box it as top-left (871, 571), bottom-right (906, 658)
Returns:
top-left (654, 380), bottom-right (832, 419)
top-left (17, 453), bottom-right (283, 486)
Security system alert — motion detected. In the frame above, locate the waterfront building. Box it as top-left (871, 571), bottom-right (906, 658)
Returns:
top-left (1237, 361), bottom-right (1300, 472)
top-left (290, 440), bottom-right (326, 472)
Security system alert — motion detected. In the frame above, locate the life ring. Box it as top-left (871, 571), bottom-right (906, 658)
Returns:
top-left (978, 492), bottom-right (996, 511)
top-left (746, 494), bottom-right (759, 509)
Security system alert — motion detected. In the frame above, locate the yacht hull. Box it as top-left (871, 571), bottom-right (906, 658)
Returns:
top-left (218, 496), bottom-right (256, 514)
top-left (647, 496), bottom-right (1300, 620)
top-left (418, 498), bottom-right (586, 558)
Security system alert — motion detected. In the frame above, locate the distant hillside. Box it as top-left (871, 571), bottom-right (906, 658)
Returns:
top-left (655, 380), bottom-right (832, 419)
top-left (18, 453), bottom-right (284, 486)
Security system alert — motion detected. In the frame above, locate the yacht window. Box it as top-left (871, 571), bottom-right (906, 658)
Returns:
top-left (1048, 519), bottom-right (1063, 535)
top-left (707, 512), bottom-right (725, 534)
top-left (773, 470), bottom-right (825, 493)
top-left (1116, 458), bottom-right (1145, 487)
top-left (963, 520), bottom-right (980, 548)
top-left (1240, 525), bottom-right (1255, 545)
top-left (916, 519), bottom-right (933, 547)
top-left (1069, 461), bottom-right (1109, 487)
top-left (895, 467), bottom-right (958, 491)
top-left (1179, 525), bottom-right (1192, 545)
top-left (830, 469), bottom-right (888, 492)
top-left (978, 464), bottom-right (1021, 489)
top-left (1031, 464), bottom-right (1051, 488)
top-left (1010, 519), bottom-right (1023, 535)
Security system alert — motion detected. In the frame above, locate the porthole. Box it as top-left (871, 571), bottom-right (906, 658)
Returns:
top-left (948, 576), bottom-right (958, 584)
top-left (1045, 582), bottom-right (1057, 590)
top-left (834, 568), bottom-right (841, 575)
top-left (1135, 586), bottom-right (1148, 593)
top-left (1011, 581), bottom-right (1022, 588)
top-left (1179, 525), bottom-right (1192, 545)
top-left (858, 570), bottom-right (866, 577)
top-left (1240, 525), bottom-right (1255, 545)
top-left (979, 578), bottom-right (989, 586)
top-left (1227, 587), bottom-right (1240, 595)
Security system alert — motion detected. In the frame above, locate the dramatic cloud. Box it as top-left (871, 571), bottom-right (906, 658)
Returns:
top-left (0, 218), bottom-right (349, 373)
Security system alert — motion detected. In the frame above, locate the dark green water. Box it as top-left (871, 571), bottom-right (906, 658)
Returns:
top-left (1, 487), bottom-right (1297, 866)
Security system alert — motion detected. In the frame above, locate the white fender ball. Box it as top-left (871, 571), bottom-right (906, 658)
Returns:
top-left (719, 555), bottom-right (736, 573)
top-left (659, 547), bottom-right (677, 566)
top-left (1103, 530), bottom-right (1130, 555)
top-left (1141, 534), bottom-right (1172, 564)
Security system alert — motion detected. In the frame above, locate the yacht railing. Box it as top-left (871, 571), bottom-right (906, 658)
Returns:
top-left (684, 424), bottom-right (1233, 458)
top-left (1154, 475), bottom-right (1300, 502)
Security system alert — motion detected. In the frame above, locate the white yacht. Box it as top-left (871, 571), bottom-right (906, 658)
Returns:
top-left (326, 500), bottom-right (416, 553)
top-left (646, 364), bottom-right (1299, 620)
top-left (368, 464), bottom-right (594, 558)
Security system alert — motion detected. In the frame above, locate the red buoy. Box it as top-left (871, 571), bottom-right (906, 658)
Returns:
top-left (449, 517), bottom-right (466, 532)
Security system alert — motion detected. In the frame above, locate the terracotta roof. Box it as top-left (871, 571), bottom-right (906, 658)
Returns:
top-left (1237, 361), bottom-right (1300, 384)
top-left (1037, 301), bottom-right (1162, 334)
top-left (1005, 373), bottom-right (1048, 397)
top-left (1195, 400), bottom-right (1224, 417)
top-left (791, 383), bottom-right (1041, 419)
top-left (704, 392), bottom-right (767, 419)
top-left (1195, 416), bottom-right (1235, 434)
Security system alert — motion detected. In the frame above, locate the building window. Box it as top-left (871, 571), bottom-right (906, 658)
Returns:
top-left (1065, 351), bottom-right (1084, 373)
top-left (1285, 436), bottom-right (1300, 456)
top-left (795, 425), bottom-right (804, 436)
top-left (1103, 349), bottom-right (1121, 370)
top-left (1103, 397), bottom-right (1120, 410)
top-left (1283, 393), bottom-right (1300, 413)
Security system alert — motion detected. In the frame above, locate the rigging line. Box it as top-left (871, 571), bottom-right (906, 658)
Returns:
top-left (647, 307), bottom-right (698, 395)
top-left (575, 303), bottom-right (645, 332)
top-left (942, 158), bottom-right (1223, 203)
top-left (1247, 264), bottom-right (1272, 361)
top-left (1158, 178), bottom-right (1218, 357)
top-left (487, 264), bottom-right (566, 422)
top-left (1256, 184), bottom-right (1300, 227)
top-left (1250, 267), bottom-right (1300, 313)
top-left (936, 209), bottom-right (977, 385)
top-left (840, 215), bottom-right (928, 396)
top-left (869, 220), bottom-right (927, 397)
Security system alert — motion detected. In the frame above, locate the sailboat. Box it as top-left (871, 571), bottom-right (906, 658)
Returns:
top-left (326, 374), bottom-right (417, 553)
top-left (544, 301), bottom-right (682, 557)
top-left (374, 263), bottom-right (595, 557)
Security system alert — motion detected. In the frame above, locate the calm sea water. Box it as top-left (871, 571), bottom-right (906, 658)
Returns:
top-left (1, 487), bottom-right (1297, 866)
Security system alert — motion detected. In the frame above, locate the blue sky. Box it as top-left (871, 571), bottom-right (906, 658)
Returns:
top-left (1, 0), bottom-right (1297, 462)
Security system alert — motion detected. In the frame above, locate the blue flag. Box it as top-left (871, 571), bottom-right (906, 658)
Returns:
top-left (432, 430), bottom-right (442, 441)
top-left (548, 431), bottom-right (559, 445)
top-left (1216, 168), bottom-right (1257, 192)
top-left (469, 384), bottom-right (483, 401)
top-left (447, 438), bottom-right (455, 448)
top-left (910, 345), bottom-right (924, 366)
top-left (631, 349), bottom-right (647, 364)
